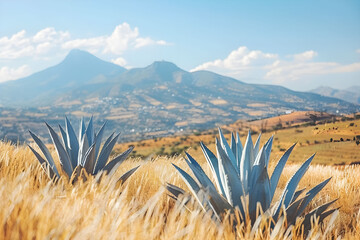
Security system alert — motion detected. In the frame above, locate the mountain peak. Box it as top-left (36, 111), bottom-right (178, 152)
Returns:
top-left (63, 49), bottom-right (100, 63)
top-left (147, 61), bottom-right (183, 72)
top-left (59, 49), bottom-right (126, 72)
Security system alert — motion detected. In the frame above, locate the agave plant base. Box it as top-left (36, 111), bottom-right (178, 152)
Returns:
top-left (167, 129), bottom-right (337, 232)
top-left (29, 117), bottom-right (139, 184)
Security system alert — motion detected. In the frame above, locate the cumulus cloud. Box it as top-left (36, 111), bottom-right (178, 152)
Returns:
top-left (293, 50), bottom-right (317, 61)
top-left (63, 23), bottom-right (169, 54)
top-left (0, 28), bottom-right (70, 59)
top-left (111, 57), bottom-right (127, 67)
top-left (0, 65), bottom-right (31, 83)
top-left (191, 46), bottom-right (277, 77)
top-left (192, 46), bottom-right (360, 86)
top-left (265, 52), bottom-right (360, 83)
top-left (0, 23), bottom-right (168, 60)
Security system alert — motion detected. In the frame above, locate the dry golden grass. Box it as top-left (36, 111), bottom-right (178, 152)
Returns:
top-left (1, 141), bottom-right (360, 239)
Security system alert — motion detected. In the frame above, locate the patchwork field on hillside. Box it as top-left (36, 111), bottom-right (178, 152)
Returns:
top-left (115, 116), bottom-right (360, 165)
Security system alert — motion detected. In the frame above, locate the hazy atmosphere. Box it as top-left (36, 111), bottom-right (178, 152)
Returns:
top-left (1, 0), bottom-right (359, 90)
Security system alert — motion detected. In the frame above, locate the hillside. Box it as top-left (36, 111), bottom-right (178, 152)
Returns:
top-left (0, 50), bottom-right (359, 143)
top-left (311, 86), bottom-right (360, 104)
top-left (114, 112), bottom-right (360, 165)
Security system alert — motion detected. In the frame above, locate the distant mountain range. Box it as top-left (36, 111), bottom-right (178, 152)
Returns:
top-left (0, 49), bottom-right (358, 142)
top-left (311, 86), bottom-right (360, 104)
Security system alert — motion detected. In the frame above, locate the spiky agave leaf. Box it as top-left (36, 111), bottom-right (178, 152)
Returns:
top-left (168, 129), bottom-right (336, 232)
top-left (29, 117), bottom-right (138, 184)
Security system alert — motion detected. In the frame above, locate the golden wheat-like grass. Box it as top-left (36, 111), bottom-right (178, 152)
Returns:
top-left (0, 141), bottom-right (359, 239)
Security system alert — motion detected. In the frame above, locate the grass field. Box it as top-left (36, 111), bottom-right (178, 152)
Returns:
top-left (1, 115), bottom-right (360, 239)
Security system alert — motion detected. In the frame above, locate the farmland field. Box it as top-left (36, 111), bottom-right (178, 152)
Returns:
top-left (116, 115), bottom-right (360, 166)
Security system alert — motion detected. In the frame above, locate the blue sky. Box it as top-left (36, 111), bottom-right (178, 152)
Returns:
top-left (0, 0), bottom-right (359, 90)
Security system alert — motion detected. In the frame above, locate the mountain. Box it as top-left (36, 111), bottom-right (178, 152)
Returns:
top-left (310, 86), bottom-right (360, 104)
top-left (0, 50), bottom-right (359, 142)
top-left (0, 49), bottom-right (126, 105)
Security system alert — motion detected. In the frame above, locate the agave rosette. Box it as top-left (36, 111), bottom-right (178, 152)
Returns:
top-left (167, 129), bottom-right (337, 230)
top-left (29, 117), bottom-right (138, 183)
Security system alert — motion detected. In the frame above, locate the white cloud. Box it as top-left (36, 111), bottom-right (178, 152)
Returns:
top-left (0, 28), bottom-right (70, 59)
top-left (191, 46), bottom-right (277, 75)
top-left (0, 23), bottom-right (168, 60)
top-left (293, 50), bottom-right (317, 61)
top-left (357, 49), bottom-right (360, 54)
top-left (62, 37), bottom-right (105, 54)
top-left (192, 46), bottom-right (360, 86)
top-left (0, 65), bottom-right (31, 83)
top-left (265, 53), bottom-right (360, 83)
top-left (111, 57), bottom-right (127, 67)
top-left (63, 23), bottom-right (169, 54)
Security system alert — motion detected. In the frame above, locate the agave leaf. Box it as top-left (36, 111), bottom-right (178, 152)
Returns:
top-left (253, 133), bottom-right (262, 159)
top-left (218, 128), bottom-right (238, 173)
top-left (102, 146), bottom-right (134, 175)
top-left (274, 154), bottom-right (314, 219)
top-left (166, 183), bottom-right (186, 198)
top-left (184, 152), bottom-right (218, 193)
top-left (285, 195), bottom-right (310, 225)
top-left (28, 145), bottom-right (59, 180)
top-left (303, 200), bottom-right (338, 232)
top-left (46, 123), bottom-right (73, 178)
top-left (95, 132), bottom-right (114, 167)
top-left (118, 165), bottom-right (140, 185)
top-left (269, 143), bottom-right (296, 202)
top-left (230, 133), bottom-right (236, 158)
top-left (236, 132), bottom-right (243, 168)
top-left (183, 153), bottom-right (232, 215)
top-left (249, 147), bottom-right (266, 189)
top-left (79, 117), bottom-right (86, 140)
top-left (270, 216), bottom-right (285, 240)
top-left (166, 183), bottom-right (192, 207)
top-left (70, 165), bottom-right (87, 184)
top-left (172, 163), bottom-right (208, 212)
top-left (94, 133), bottom-right (120, 173)
top-left (293, 178), bottom-right (332, 218)
top-left (171, 165), bottom-right (227, 220)
top-left (94, 121), bottom-right (107, 161)
top-left (59, 125), bottom-right (69, 153)
top-left (249, 166), bottom-right (271, 218)
top-left (216, 139), bottom-right (244, 208)
top-left (78, 132), bottom-right (89, 166)
top-left (315, 208), bottom-right (339, 226)
top-left (200, 142), bottom-right (226, 196)
top-left (59, 125), bottom-right (72, 169)
top-left (264, 135), bottom-right (274, 168)
top-left (85, 116), bottom-right (94, 145)
top-left (29, 130), bottom-right (60, 177)
top-left (82, 143), bottom-right (96, 173)
top-left (65, 117), bottom-right (79, 169)
top-left (292, 188), bottom-right (306, 203)
top-left (239, 131), bottom-right (254, 193)
top-left (283, 154), bottom-right (314, 207)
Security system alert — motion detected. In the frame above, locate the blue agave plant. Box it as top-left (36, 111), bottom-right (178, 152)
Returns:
top-left (167, 129), bottom-right (337, 230)
top-left (29, 117), bottom-right (138, 183)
